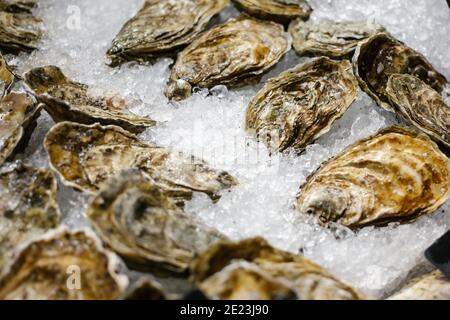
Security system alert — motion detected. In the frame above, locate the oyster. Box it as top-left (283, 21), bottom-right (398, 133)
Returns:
top-left (0, 229), bottom-right (128, 300)
top-left (232, 0), bottom-right (312, 24)
top-left (0, 9), bottom-right (41, 53)
top-left (289, 19), bottom-right (385, 58)
top-left (0, 93), bottom-right (41, 166)
top-left (246, 57), bottom-right (358, 152)
top-left (106, 0), bottom-right (230, 67)
top-left (86, 170), bottom-right (226, 273)
top-left (296, 126), bottom-right (450, 229)
top-left (386, 74), bottom-right (450, 149)
top-left (191, 237), bottom-right (363, 300)
top-left (24, 66), bottom-right (156, 134)
top-left (0, 162), bottom-right (60, 272)
top-left (165, 16), bottom-right (291, 101)
top-left (388, 271), bottom-right (450, 300)
top-left (123, 278), bottom-right (167, 300)
top-left (0, 52), bottom-right (16, 96)
top-left (0, 0), bottom-right (36, 13)
top-left (353, 33), bottom-right (447, 111)
top-left (44, 122), bottom-right (237, 203)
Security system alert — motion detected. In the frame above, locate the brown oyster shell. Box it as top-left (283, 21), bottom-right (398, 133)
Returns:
top-left (0, 0), bottom-right (35, 13)
top-left (246, 57), bottom-right (358, 152)
top-left (0, 92), bottom-right (41, 166)
top-left (388, 271), bottom-right (450, 300)
top-left (123, 277), bottom-right (168, 300)
top-left (386, 74), bottom-right (450, 149)
top-left (106, 0), bottom-right (230, 67)
top-left (289, 19), bottom-right (385, 58)
top-left (232, 0), bottom-right (312, 24)
top-left (44, 122), bottom-right (237, 203)
top-left (0, 9), bottom-right (41, 53)
top-left (296, 126), bottom-right (450, 229)
top-left (165, 16), bottom-right (291, 101)
top-left (191, 237), bottom-right (364, 300)
top-left (0, 53), bottom-right (16, 96)
top-left (86, 170), bottom-right (227, 274)
top-left (24, 66), bottom-right (156, 134)
top-left (353, 33), bottom-right (447, 112)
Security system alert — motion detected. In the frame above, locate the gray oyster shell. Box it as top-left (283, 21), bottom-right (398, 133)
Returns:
top-left (289, 19), bottom-right (385, 58)
top-left (0, 8), bottom-right (41, 53)
top-left (388, 271), bottom-right (450, 300)
top-left (246, 57), bottom-right (358, 152)
top-left (0, 0), bottom-right (36, 13)
top-left (0, 92), bottom-right (41, 166)
top-left (106, 0), bottom-right (230, 67)
top-left (165, 16), bottom-right (291, 101)
top-left (24, 66), bottom-right (156, 134)
top-left (86, 170), bottom-right (227, 274)
top-left (296, 126), bottom-right (450, 229)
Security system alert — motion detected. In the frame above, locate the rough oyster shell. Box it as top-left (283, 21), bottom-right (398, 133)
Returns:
top-left (0, 162), bottom-right (60, 273)
top-left (0, 229), bottom-right (128, 300)
top-left (123, 277), bottom-right (168, 300)
top-left (0, 0), bottom-right (36, 13)
top-left (386, 74), bottom-right (450, 149)
top-left (86, 170), bottom-right (227, 274)
top-left (0, 53), bottom-right (16, 96)
top-left (0, 9), bottom-right (41, 53)
top-left (232, 0), bottom-right (312, 24)
top-left (24, 66), bottom-right (156, 134)
top-left (191, 237), bottom-right (364, 300)
top-left (246, 57), bottom-right (358, 152)
top-left (289, 19), bottom-right (385, 58)
top-left (388, 271), bottom-right (450, 300)
top-left (353, 33), bottom-right (448, 112)
top-left (106, 0), bottom-right (229, 67)
top-left (44, 122), bottom-right (237, 203)
top-left (296, 126), bottom-right (450, 229)
top-left (0, 92), bottom-right (41, 166)
top-left (165, 16), bottom-right (291, 101)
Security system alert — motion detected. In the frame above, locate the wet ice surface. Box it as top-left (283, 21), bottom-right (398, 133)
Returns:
top-left (7, 0), bottom-right (450, 298)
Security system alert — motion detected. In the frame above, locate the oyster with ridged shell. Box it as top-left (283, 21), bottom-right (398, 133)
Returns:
top-left (191, 237), bottom-right (364, 300)
top-left (232, 0), bottom-right (312, 24)
top-left (106, 0), bottom-right (230, 67)
top-left (246, 57), bottom-right (358, 152)
top-left (386, 74), bottom-right (450, 149)
top-left (296, 126), bottom-right (450, 229)
top-left (0, 0), bottom-right (36, 13)
top-left (289, 19), bottom-right (385, 58)
top-left (388, 271), bottom-right (450, 300)
top-left (123, 277), bottom-right (168, 300)
top-left (0, 8), bottom-right (41, 53)
top-left (353, 33), bottom-right (447, 112)
top-left (0, 92), bottom-right (41, 166)
top-left (0, 53), bottom-right (16, 96)
top-left (87, 170), bottom-right (226, 274)
top-left (44, 122), bottom-right (237, 203)
top-left (24, 66), bottom-right (156, 134)
top-left (0, 229), bottom-right (128, 300)
top-left (165, 16), bottom-right (291, 101)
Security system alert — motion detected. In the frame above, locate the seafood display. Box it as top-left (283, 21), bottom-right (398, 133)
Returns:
top-left (389, 271), bottom-right (450, 300)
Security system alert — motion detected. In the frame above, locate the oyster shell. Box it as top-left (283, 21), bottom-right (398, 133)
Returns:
top-left (388, 271), bottom-right (450, 300)
top-left (24, 66), bottom-right (156, 134)
top-left (0, 0), bottom-right (36, 13)
top-left (296, 126), bottom-right (450, 229)
top-left (353, 33), bottom-right (448, 112)
top-left (165, 16), bottom-right (291, 101)
top-left (123, 278), bottom-right (167, 300)
top-left (106, 0), bottom-right (230, 67)
top-left (86, 170), bottom-right (226, 273)
top-left (289, 19), bottom-right (385, 58)
top-left (0, 162), bottom-right (60, 273)
top-left (0, 53), bottom-right (16, 96)
top-left (44, 122), bottom-right (237, 203)
top-left (0, 229), bottom-right (128, 300)
top-left (191, 237), bottom-right (364, 300)
top-left (0, 92), bottom-right (41, 166)
top-left (0, 9), bottom-right (41, 53)
top-left (246, 57), bottom-right (358, 152)
top-left (232, 0), bottom-right (312, 24)
top-left (386, 74), bottom-right (450, 149)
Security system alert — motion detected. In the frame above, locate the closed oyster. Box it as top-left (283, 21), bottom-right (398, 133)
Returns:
top-left (87, 170), bottom-right (226, 273)
top-left (232, 0), bottom-right (312, 24)
top-left (388, 271), bottom-right (450, 300)
top-left (0, 93), bottom-right (41, 166)
top-left (353, 33), bottom-right (447, 112)
top-left (24, 66), bottom-right (156, 134)
top-left (191, 237), bottom-right (363, 300)
top-left (0, 53), bottom-right (16, 96)
top-left (246, 57), bottom-right (358, 152)
top-left (0, 9), bottom-right (41, 53)
top-left (296, 126), bottom-right (450, 229)
top-left (123, 277), bottom-right (167, 300)
top-left (44, 122), bottom-right (237, 203)
top-left (0, 229), bottom-right (128, 300)
top-left (289, 19), bottom-right (385, 58)
top-left (165, 17), bottom-right (291, 101)
top-left (0, 0), bottom-right (36, 13)
top-left (386, 74), bottom-right (450, 149)
top-left (0, 162), bottom-right (60, 272)
top-left (107, 0), bottom-right (229, 67)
